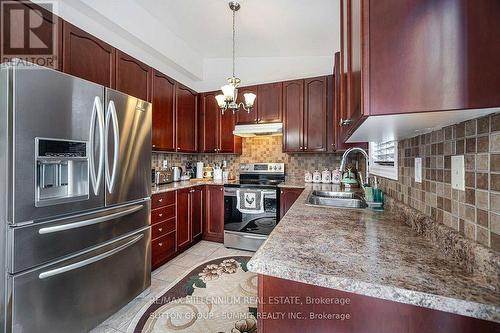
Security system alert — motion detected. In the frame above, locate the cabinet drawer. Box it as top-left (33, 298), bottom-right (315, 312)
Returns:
top-left (152, 218), bottom-right (176, 239)
top-left (152, 232), bottom-right (176, 268)
top-left (151, 191), bottom-right (175, 209)
top-left (151, 205), bottom-right (175, 224)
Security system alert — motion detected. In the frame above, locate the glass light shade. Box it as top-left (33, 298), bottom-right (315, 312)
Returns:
top-left (221, 84), bottom-right (235, 101)
top-left (243, 93), bottom-right (256, 107)
top-left (215, 94), bottom-right (226, 108)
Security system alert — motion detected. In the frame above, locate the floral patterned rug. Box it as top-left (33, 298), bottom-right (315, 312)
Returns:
top-left (128, 256), bottom-right (257, 333)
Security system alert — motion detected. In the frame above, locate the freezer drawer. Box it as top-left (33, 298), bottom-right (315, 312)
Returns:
top-left (11, 200), bottom-right (150, 273)
top-left (9, 227), bottom-right (151, 333)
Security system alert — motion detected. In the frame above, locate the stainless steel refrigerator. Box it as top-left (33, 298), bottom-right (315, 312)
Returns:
top-left (0, 61), bottom-right (152, 333)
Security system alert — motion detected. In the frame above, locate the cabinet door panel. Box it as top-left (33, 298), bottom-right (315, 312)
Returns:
top-left (236, 86), bottom-right (259, 124)
top-left (282, 80), bottom-right (304, 152)
top-left (257, 82), bottom-right (282, 123)
top-left (369, 0), bottom-right (500, 115)
top-left (203, 186), bottom-right (224, 243)
top-left (199, 92), bottom-right (219, 153)
top-left (304, 77), bottom-right (328, 152)
top-left (176, 85), bottom-right (197, 153)
top-left (115, 50), bottom-right (151, 102)
top-left (176, 189), bottom-right (190, 248)
top-left (191, 187), bottom-right (203, 240)
top-left (63, 22), bottom-right (115, 87)
top-left (279, 188), bottom-right (304, 220)
top-left (152, 70), bottom-right (176, 151)
top-left (219, 108), bottom-right (238, 153)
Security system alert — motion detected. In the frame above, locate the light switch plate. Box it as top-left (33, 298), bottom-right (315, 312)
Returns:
top-left (451, 155), bottom-right (465, 191)
top-left (414, 158), bottom-right (422, 183)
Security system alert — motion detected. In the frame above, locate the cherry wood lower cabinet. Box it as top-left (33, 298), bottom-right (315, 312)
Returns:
top-left (176, 188), bottom-right (191, 249)
top-left (191, 186), bottom-right (203, 241)
top-left (151, 191), bottom-right (176, 270)
top-left (203, 185), bottom-right (225, 243)
top-left (279, 187), bottom-right (304, 220)
top-left (258, 275), bottom-right (499, 333)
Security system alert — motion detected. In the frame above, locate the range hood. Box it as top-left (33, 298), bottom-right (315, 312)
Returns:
top-left (233, 123), bottom-right (283, 137)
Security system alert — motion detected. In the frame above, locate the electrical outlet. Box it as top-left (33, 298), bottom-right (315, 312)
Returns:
top-left (162, 160), bottom-right (169, 169)
top-left (451, 155), bottom-right (465, 191)
top-left (415, 158), bottom-right (422, 183)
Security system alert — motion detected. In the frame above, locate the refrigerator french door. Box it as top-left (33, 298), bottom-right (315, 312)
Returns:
top-left (104, 88), bottom-right (152, 206)
top-left (0, 62), bottom-right (152, 333)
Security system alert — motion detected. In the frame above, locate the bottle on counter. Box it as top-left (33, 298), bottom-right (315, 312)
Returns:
top-left (304, 171), bottom-right (313, 183)
top-left (321, 169), bottom-right (331, 183)
top-left (331, 167), bottom-right (342, 184)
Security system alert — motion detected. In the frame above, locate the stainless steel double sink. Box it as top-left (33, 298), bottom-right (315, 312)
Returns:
top-left (306, 190), bottom-right (367, 209)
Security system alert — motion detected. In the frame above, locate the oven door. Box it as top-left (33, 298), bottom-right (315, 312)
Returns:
top-left (223, 186), bottom-right (278, 236)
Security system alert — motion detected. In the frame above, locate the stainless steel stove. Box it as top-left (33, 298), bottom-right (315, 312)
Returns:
top-left (224, 163), bottom-right (285, 251)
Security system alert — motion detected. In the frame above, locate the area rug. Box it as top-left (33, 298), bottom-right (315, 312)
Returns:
top-left (128, 256), bottom-right (258, 333)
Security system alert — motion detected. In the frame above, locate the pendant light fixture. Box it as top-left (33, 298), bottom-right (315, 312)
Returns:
top-left (215, 1), bottom-right (256, 115)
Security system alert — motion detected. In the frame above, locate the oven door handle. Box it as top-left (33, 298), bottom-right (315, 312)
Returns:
top-left (225, 231), bottom-right (268, 240)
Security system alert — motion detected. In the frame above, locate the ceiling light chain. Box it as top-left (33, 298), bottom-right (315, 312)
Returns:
top-left (215, 1), bottom-right (256, 115)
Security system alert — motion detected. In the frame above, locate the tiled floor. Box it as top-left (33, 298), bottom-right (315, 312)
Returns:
top-left (90, 241), bottom-right (254, 333)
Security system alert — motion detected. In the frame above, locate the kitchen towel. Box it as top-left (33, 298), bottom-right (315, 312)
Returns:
top-left (236, 189), bottom-right (265, 214)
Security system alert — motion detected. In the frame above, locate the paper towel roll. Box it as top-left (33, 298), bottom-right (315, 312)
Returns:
top-left (196, 162), bottom-right (204, 179)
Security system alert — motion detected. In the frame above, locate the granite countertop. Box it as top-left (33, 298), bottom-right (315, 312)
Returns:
top-left (247, 184), bottom-right (500, 323)
top-left (151, 179), bottom-right (238, 194)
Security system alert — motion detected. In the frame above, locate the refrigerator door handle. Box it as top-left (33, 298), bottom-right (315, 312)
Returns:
top-left (38, 233), bottom-right (144, 279)
top-left (38, 204), bottom-right (144, 235)
top-left (105, 100), bottom-right (120, 193)
top-left (89, 96), bottom-right (105, 196)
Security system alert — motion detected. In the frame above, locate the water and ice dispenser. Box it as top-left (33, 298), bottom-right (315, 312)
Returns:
top-left (35, 138), bottom-right (89, 207)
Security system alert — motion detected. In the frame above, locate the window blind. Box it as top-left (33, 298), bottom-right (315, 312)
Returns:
top-left (371, 141), bottom-right (396, 166)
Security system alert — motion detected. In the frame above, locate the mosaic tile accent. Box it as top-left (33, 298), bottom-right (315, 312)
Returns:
top-left (153, 136), bottom-right (362, 181)
top-left (378, 112), bottom-right (500, 251)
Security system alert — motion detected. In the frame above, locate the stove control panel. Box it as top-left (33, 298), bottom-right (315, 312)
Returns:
top-left (239, 163), bottom-right (285, 174)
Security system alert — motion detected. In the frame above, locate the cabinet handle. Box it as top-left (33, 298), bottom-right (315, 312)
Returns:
top-left (158, 228), bottom-right (163, 232)
top-left (158, 242), bottom-right (163, 247)
top-left (158, 213), bottom-right (163, 217)
top-left (158, 198), bottom-right (163, 202)
top-left (152, 144), bottom-right (156, 147)
top-left (339, 118), bottom-right (352, 126)
top-left (220, 188), bottom-right (223, 191)
top-left (214, 148), bottom-right (217, 152)
top-left (281, 191), bottom-right (284, 194)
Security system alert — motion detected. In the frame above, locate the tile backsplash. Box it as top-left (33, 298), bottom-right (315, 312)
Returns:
top-left (378, 112), bottom-right (500, 251)
top-left (153, 136), bottom-right (361, 180)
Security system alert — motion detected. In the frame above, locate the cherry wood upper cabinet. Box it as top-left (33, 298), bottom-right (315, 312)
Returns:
top-left (339, 0), bottom-right (500, 141)
top-left (176, 84), bottom-right (197, 153)
top-left (282, 80), bottom-right (304, 152)
top-left (190, 187), bottom-right (203, 241)
top-left (199, 92), bottom-right (241, 154)
top-left (198, 92), bottom-right (219, 153)
top-left (115, 50), bottom-right (152, 102)
top-left (236, 86), bottom-right (259, 124)
top-left (257, 82), bottom-right (283, 123)
top-left (203, 185), bottom-right (224, 243)
top-left (283, 78), bottom-right (328, 153)
top-left (176, 189), bottom-right (191, 249)
top-left (62, 22), bottom-right (115, 87)
top-left (219, 109), bottom-right (241, 153)
top-left (369, 0), bottom-right (500, 115)
top-left (151, 70), bottom-right (176, 151)
top-left (0, 0), bottom-right (62, 70)
top-left (304, 77), bottom-right (327, 152)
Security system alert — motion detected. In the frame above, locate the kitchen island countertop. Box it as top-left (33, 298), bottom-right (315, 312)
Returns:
top-left (248, 184), bottom-right (500, 323)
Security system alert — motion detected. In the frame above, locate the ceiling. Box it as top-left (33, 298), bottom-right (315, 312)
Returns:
top-left (54, 0), bottom-right (340, 91)
top-left (136, 0), bottom-right (340, 58)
